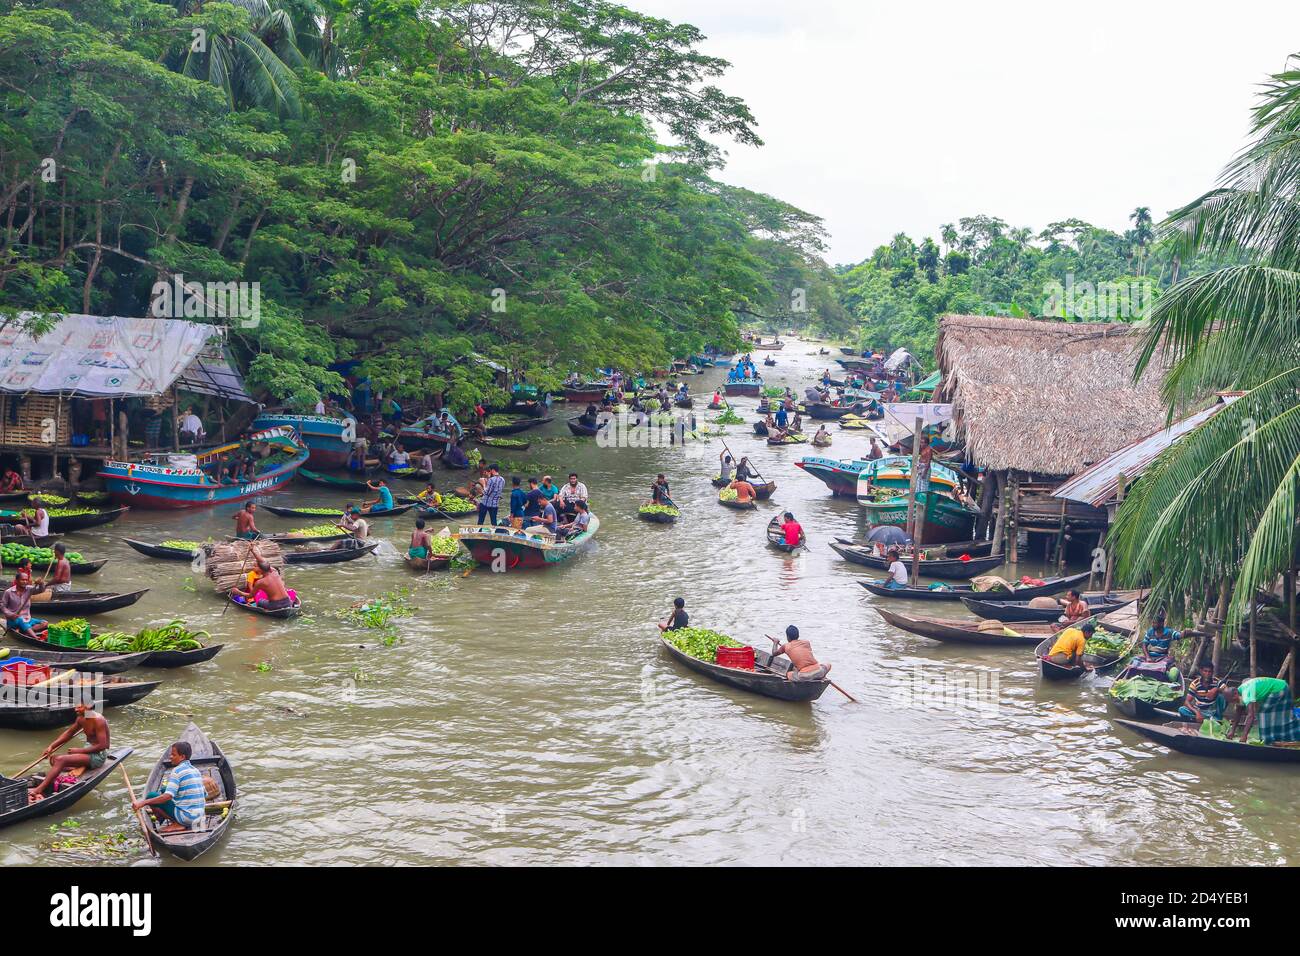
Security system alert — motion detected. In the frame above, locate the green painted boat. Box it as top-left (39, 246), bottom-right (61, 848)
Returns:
top-left (860, 491), bottom-right (977, 544)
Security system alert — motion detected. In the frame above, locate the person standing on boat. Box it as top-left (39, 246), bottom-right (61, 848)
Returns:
top-left (1221, 677), bottom-right (1300, 744)
top-left (27, 703), bottom-right (111, 804)
top-left (1045, 621), bottom-right (1095, 669)
top-left (774, 403), bottom-right (789, 431)
top-left (719, 452), bottom-right (734, 483)
top-left (477, 463), bottom-right (505, 526)
top-left (133, 739), bottom-right (207, 834)
top-left (409, 517), bottom-right (432, 560)
top-left (767, 626), bottom-right (831, 682)
top-left (735, 457), bottom-right (754, 483)
top-left (2, 570), bottom-right (47, 639)
top-left (233, 502), bottom-right (260, 541)
top-left (1180, 662), bottom-right (1226, 721)
top-left (657, 597), bottom-right (688, 632)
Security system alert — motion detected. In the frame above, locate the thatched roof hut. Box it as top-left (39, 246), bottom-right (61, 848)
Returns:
top-left (935, 315), bottom-right (1168, 477)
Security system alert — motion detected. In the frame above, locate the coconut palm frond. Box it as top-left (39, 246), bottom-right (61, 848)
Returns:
top-left (1112, 366), bottom-right (1300, 627)
top-left (232, 29), bottom-right (303, 117)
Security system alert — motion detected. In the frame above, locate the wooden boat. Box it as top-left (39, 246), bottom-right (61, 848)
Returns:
top-left (458, 515), bottom-right (600, 570)
top-left (473, 436), bottom-right (532, 451)
top-left (143, 724), bottom-right (236, 861)
top-left (227, 593), bottom-right (302, 618)
top-left (829, 541), bottom-right (1003, 579)
top-left (123, 538), bottom-right (197, 561)
top-left (723, 380), bottom-right (763, 397)
top-left (767, 433), bottom-right (807, 446)
top-left (806, 402), bottom-right (867, 421)
top-left (1, 506), bottom-right (129, 534)
top-left (297, 468), bottom-right (370, 491)
top-left (1, 641), bottom-right (150, 674)
top-left (637, 507), bottom-right (678, 524)
top-left (752, 421), bottom-right (769, 436)
top-left (563, 386), bottom-right (608, 403)
top-left (0, 530), bottom-right (60, 547)
top-left (857, 570), bottom-right (1091, 602)
top-left (961, 594), bottom-right (1132, 623)
top-left (1117, 719), bottom-right (1300, 764)
top-left (861, 491), bottom-right (977, 545)
top-left (414, 502), bottom-right (478, 522)
top-left (718, 492), bottom-right (757, 511)
top-left (253, 413), bottom-right (356, 469)
top-left (840, 347), bottom-right (859, 356)
top-left (874, 607), bottom-right (1054, 647)
top-left (660, 637), bottom-right (829, 702)
top-left (567, 416), bottom-right (602, 437)
top-left (0, 491), bottom-right (27, 503)
top-left (0, 746), bottom-right (133, 831)
top-left (1107, 663), bottom-right (1187, 721)
top-left (262, 503), bottom-right (414, 519)
top-left (0, 676), bottom-right (161, 729)
top-left (673, 396), bottom-right (694, 409)
top-left (709, 476), bottom-right (775, 499)
top-left (707, 401), bottom-right (726, 411)
top-left (766, 517), bottom-right (806, 553)
top-left (242, 530), bottom-right (350, 545)
top-left (6, 627), bottom-right (223, 669)
top-left (1033, 636), bottom-right (1127, 680)
top-left (30, 589), bottom-right (149, 616)
top-left (762, 357), bottom-right (777, 366)
top-left (485, 415), bottom-right (553, 436)
top-left (753, 340), bottom-right (784, 350)
top-left (832, 536), bottom-right (995, 560)
top-left (98, 425), bottom-right (308, 509)
top-left (284, 540), bottom-right (379, 565)
top-left (403, 553), bottom-right (451, 572)
top-left (811, 434), bottom-right (832, 448)
top-left (794, 455), bottom-right (873, 497)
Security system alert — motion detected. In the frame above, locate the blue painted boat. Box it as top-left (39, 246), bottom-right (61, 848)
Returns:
top-left (399, 411), bottom-right (462, 447)
top-left (794, 455), bottom-right (874, 497)
top-left (252, 413), bottom-right (356, 469)
top-left (98, 426), bottom-right (308, 510)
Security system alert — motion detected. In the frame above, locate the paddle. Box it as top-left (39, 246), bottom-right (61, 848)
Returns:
top-left (11, 730), bottom-right (80, 778)
top-left (764, 635), bottom-right (857, 702)
top-left (120, 766), bottom-right (159, 859)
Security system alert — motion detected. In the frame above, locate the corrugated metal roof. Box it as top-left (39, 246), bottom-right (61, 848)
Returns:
top-left (1053, 398), bottom-right (1237, 507)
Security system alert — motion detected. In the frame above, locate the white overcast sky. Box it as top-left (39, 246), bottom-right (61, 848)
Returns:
top-left (636, 0), bottom-right (1300, 264)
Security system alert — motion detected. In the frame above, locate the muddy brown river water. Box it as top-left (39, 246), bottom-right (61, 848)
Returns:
top-left (3, 340), bottom-right (1297, 866)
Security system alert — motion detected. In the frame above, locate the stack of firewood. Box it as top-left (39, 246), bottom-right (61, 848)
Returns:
top-left (202, 539), bottom-right (286, 593)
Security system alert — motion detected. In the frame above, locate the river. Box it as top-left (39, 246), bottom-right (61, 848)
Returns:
top-left (3, 339), bottom-right (1297, 867)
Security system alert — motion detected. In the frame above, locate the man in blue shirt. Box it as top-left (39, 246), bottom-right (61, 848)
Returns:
top-left (478, 463), bottom-right (505, 526)
top-left (366, 479), bottom-right (394, 511)
top-left (133, 739), bottom-right (207, 834)
top-left (775, 404), bottom-right (788, 430)
top-left (509, 476), bottom-right (527, 528)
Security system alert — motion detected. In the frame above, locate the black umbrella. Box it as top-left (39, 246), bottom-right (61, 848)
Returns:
top-left (865, 525), bottom-right (912, 546)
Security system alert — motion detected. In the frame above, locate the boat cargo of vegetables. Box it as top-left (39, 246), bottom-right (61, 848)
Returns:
top-left (98, 426), bottom-right (308, 509)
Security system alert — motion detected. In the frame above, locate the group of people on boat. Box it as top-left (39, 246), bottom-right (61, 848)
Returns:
top-left (727, 356), bottom-right (759, 382)
top-left (230, 545), bottom-right (297, 612)
top-left (447, 464), bottom-right (595, 542)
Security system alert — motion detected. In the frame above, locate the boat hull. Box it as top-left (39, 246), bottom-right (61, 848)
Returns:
top-left (723, 382), bottom-right (762, 397)
top-left (458, 517), bottom-right (599, 570)
top-left (794, 456), bottom-right (867, 497)
top-left (252, 414), bottom-right (354, 468)
top-left (861, 492), bottom-right (977, 544)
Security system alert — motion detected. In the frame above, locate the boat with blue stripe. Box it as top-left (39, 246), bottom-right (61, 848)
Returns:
top-left (252, 413), bottom-right (356, 468)
top-left (98, 426), bottom-right (308, 510)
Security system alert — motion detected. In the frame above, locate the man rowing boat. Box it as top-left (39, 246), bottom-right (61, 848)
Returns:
top-left (233, 502), bottom-right (259, 540)
top-left (767, 626), bottom-right (831, 682)
top-left (28, 703), bottom-right (111, 803)
top-left (409, 517), bottom-right (432, 559)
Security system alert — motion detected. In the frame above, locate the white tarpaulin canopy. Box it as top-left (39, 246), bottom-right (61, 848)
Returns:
top-left (0, 313), bottom-right (227, 397)
top-left (884, 347), bottom-right (915, 372)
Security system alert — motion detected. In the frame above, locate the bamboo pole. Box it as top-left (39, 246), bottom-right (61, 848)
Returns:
top-left (989, 471), bottom-right (1006, 554)
top-left (1009, 472), bottom-right (1020, 569)
top-left (907, 417), bottom-right (924, 586)
top-left (1249, 600), bottom-right (1258, 679)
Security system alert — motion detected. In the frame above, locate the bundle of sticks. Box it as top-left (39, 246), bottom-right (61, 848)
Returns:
top-left (203, 539), bottom-right (286, 593)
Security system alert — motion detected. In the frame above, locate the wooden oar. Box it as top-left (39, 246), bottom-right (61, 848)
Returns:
top-left (10, 730), bottom-right (80, 778)
top-left (120, 766), bottom-right (159, 859)
top-left (764, 634), bottom-right (856, 702)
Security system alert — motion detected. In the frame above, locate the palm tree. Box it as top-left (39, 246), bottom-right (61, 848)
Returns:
top-left (168, 0), bottom-right (306, 117)
top-left (1128, 206), bottom-right (1154, 275)
top-left (1110, 63), bottom-right (1300, 632)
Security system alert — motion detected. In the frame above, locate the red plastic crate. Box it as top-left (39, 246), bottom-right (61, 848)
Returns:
top-left (1, 662), bottom-right (52, 686)
top-left (715, 646), bottom-right (755, 671)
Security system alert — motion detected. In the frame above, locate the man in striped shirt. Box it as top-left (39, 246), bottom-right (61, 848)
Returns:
top-left (477, 463), bottom-right (505, 526)
top-left (133, 740), bottom-right (207, 832)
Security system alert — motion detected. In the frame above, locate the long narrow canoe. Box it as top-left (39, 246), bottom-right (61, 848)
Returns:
top-left (123, 538), bottom-right (194, 561)
top-left (261, 503), bottom-right (414, 519)
top-left (874, 607), bottom-right (1053, 646)
top-left (144, 724), bottom-right (236, 860)
top-left (1033, 636), bottom-right (1126, 680)
top-left (1117, 719), bottom-right (1300, 764)
top-left (961, 594), bottom-right (1132, 623)
top-left (857, 571), bottom-right (1090, 602)
top-left (298, 468), bottom-right (370, 491)
top-left (0, 747), bottom-right (133, 830)
top-left (29, 589), bottom-right (149, 616)
top-left (830, 541), bottom-right (1005, 579)
top-left (659, 637), bottom-right (829, 702)
top-left (7, 626), bottom-right (223, 669)
top-left (0, 677), bottom-right (160, 729)
top-left (0, 640), bottom-right (149, 674)
top-left (284, 540), bottom-right (380, 564)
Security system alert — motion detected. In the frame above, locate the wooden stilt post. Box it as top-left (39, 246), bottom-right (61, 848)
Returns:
top-left (906, 416), bottom-right (923, 586)
top-left (989, 471), bottom-right (1005, 554)
top-left (1009, 472), bottom-right (1020, 569)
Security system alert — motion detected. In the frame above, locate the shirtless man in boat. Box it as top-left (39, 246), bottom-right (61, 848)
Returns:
top-left (767, 626), bottom-right (831, 682)
top-left (27, 703), bottom-right (111, 803)
top-left (43, 542), bottom-right (73, 593)
top-left (409, 517), bottom-right (433, 560)
top-left (233, 502), bottom-right (260, 540)
top-left (250, 560), bottom-right (293, 611)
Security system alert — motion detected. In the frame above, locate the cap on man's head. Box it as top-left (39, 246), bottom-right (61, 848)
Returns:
top-left (786, 625), bottom-right (799, 640)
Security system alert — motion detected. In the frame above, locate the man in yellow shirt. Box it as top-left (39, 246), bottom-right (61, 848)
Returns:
top-left (1046, 620), bottom-right (1095, 669)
